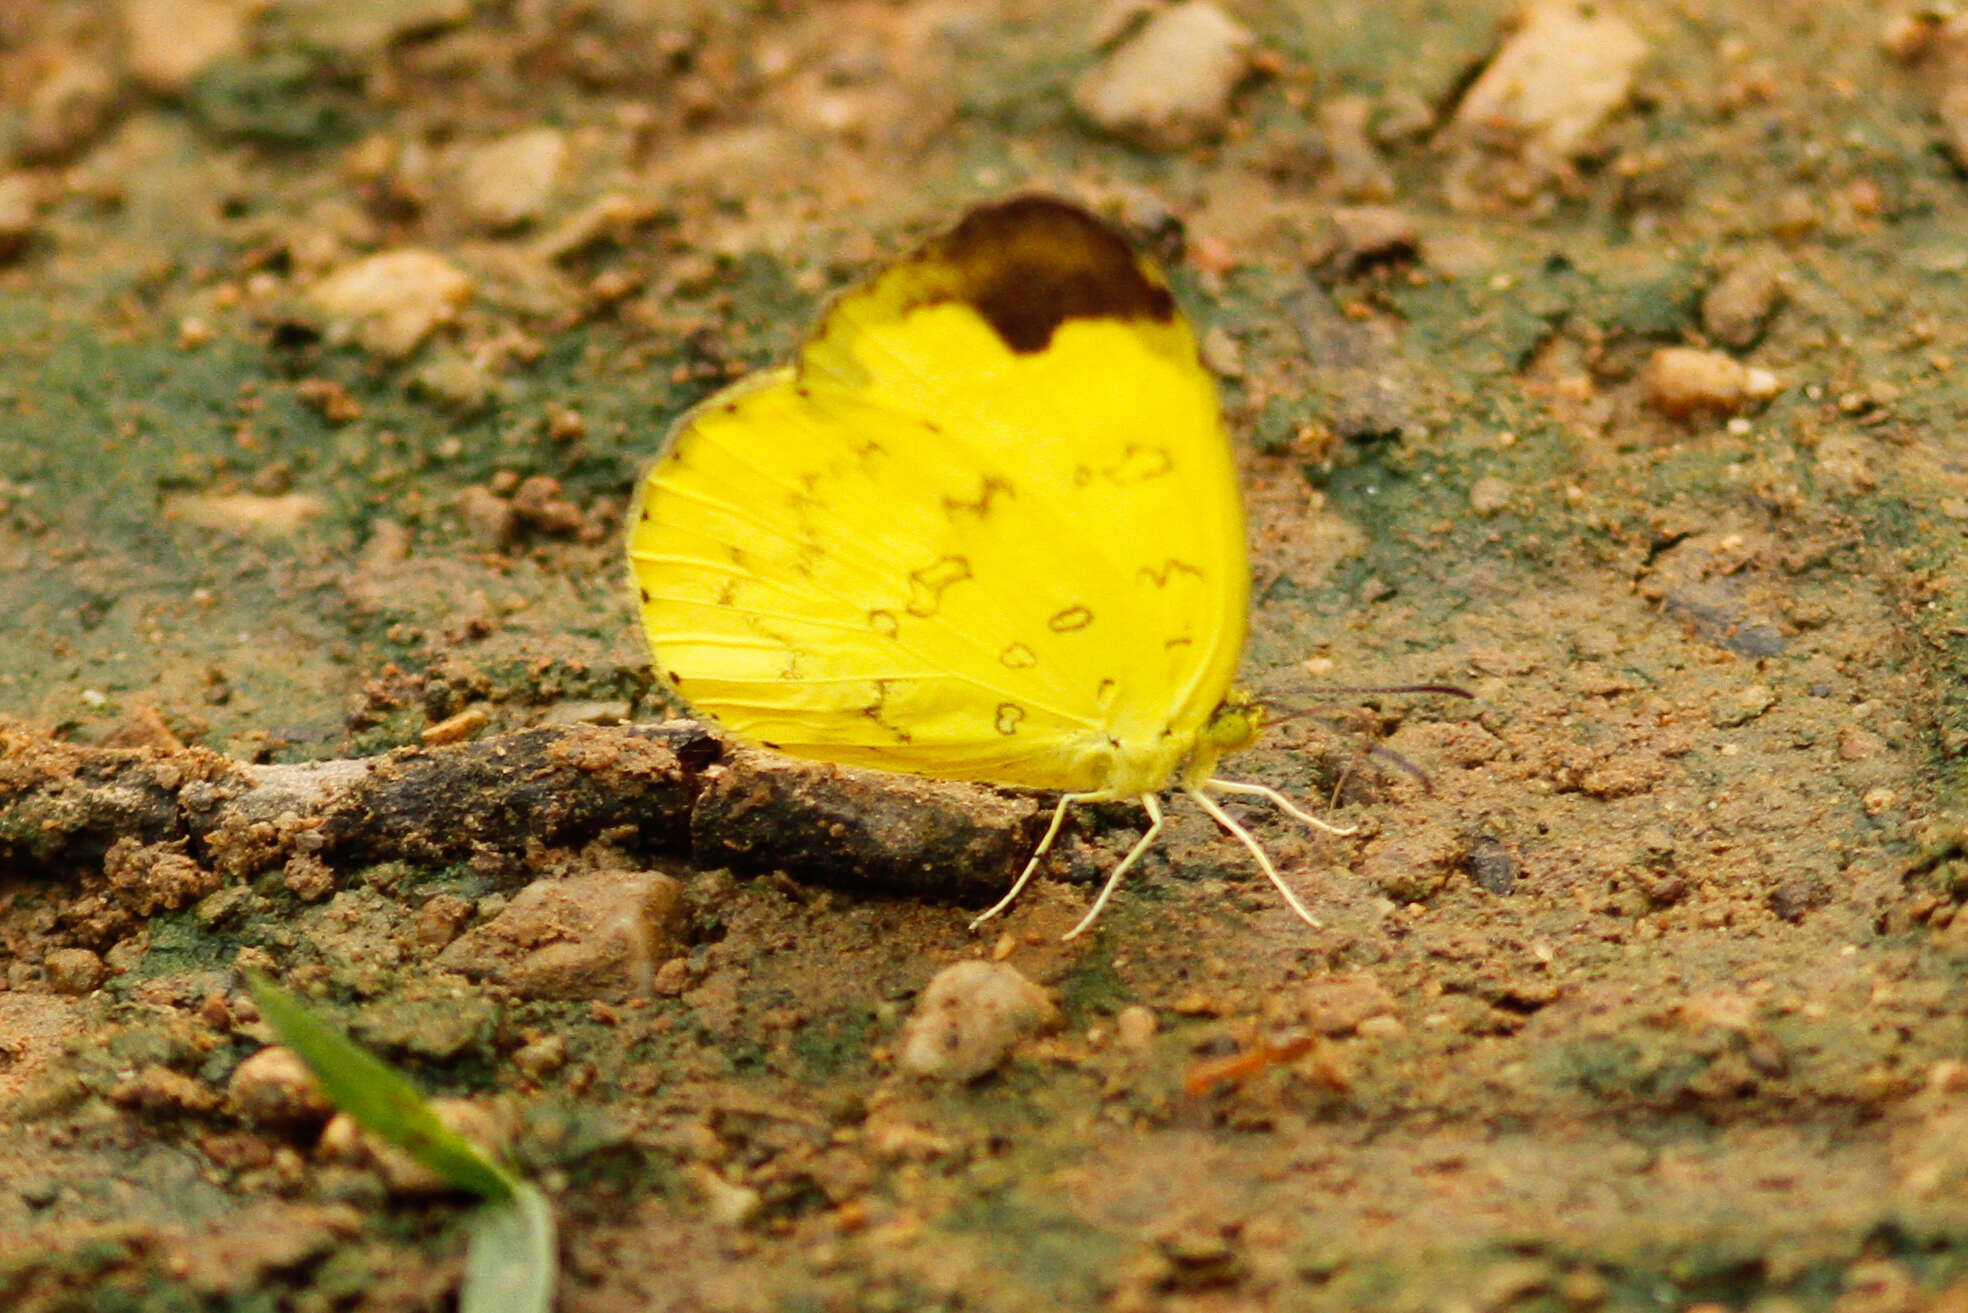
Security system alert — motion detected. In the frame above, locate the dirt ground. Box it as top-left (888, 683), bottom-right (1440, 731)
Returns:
top-left (6, 1), bottom-right (1968, 1310)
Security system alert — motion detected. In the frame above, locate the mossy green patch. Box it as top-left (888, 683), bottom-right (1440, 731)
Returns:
top-left (789, 1005), bottom-right (878, 1080)
top-left (185, 51), bottom-right (367, 148)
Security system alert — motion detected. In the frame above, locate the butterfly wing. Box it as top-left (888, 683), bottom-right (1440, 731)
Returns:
top-left (626, 198), bottom-right (1248, 796)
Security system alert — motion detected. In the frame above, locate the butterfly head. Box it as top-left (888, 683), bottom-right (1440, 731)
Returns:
top-left (1174, 692), bottom-right (1262, 791)
top-left (1206, 691), bottom-right (1263, 752)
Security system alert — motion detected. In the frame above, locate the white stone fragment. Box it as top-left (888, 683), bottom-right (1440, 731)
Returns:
top-left (897, 960), bottom-right (1059, 1082)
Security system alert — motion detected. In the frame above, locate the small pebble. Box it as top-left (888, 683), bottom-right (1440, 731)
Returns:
top-left (1770, 190), bottom-right (1819, 242)
top-left (228, 1046), bottom-right (334, 1130)
top-left (307, 249), bottom-right (473, 359)
top-left (1463, 836), bottom-right (1521, 896)
top-left (1446, 0), bottom-right (1648, 173)
top-left (165, 491), bottom-right (329, 537)
top-left (1361, 829), bottom-right (1460, 902)
top-left (1712, 683), bottom-right (1776, 728)
top-left (1642, 347), bottom-right (1779, 419)
top-left (124, 0), bottom-right (249, 94)
top-left (1328, 205), bottom-right (1418, 268)
top-left (1440, 0), bottom-right (1653, 207)
top-left (511, 1033), bottom-right (567, 1079)
top-left (688, 1163), bottom-right (762, 1226)
top-left (283, 0), bottom-right (471, 58)
top-left (19, 60), bottom-right (119, 163)
top-left (508, 474), bottom-right (585, 536)
top-left (1114, 1004), bottom-right (1158, 1051)
top-left (1769, 877), bottom-right (1831, 924)
top-left (1468, 476), bottom-right (1513, 516)
top-left (1318, 95), bottom-right (1397, 202)
top-left (295, 378), bottom-right (364, 423)
top-left (320, 1097), bottom-right (505, 1195)
top-left (410, 352), bottom-right (502, 411)
top-left (357, 519), bottom-right (412, 567)
top-left (896, 960), bottom-right (1059, 1082)
top-left (532, 193), bottom-right (654, 263)
top-left (455, 484), bottom-right (517, 548)
top-left (420, 706), bottom-right (490, 746)
top-left (1939, 82), bottom-right (1968, 171)
top-left (1883, 11), bottom-right (1944, 62)
top-left (269, 850), bottom-right (329, 903)
top-left (43, 948), bottom-right (106, 996)
top-left (101, 702), bottom-right (185, 752)
top-left (110, 1065), bottom-right (221, 1116)
top-left (1072, 1), bottom-right (1254, 150)
top-left (1300, 972), bottom-right (1399, 1036)
top-left (104, 837), bottom-right (219, 916)
top-left (455, 127), bottom-right (567, 230)
top-left (435, 871), bottom-right (688, 1000)
top-left (0, 175), bottom-right (38, 263)
top-left (535, 699), bottom-right (633, 727)
top-left (1701, 255), bottom-right (1787, 349)
top-left (1200, 326), bottom-right (1244, 378)
top-left (1839, 724), bottom-right (1887, 762)
top-left (414, 893), bottom-right (474, 948)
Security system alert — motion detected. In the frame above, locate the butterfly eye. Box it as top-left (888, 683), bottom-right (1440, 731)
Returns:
top-left (1205, 700), bottom-right (1262, 753)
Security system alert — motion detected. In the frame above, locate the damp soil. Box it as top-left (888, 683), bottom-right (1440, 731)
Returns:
top-left (5, 3), bottom-right (1968, 1311)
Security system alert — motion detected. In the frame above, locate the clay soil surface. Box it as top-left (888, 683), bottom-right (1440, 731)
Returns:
top-left (6, 2), bottom-right (1968, 1311)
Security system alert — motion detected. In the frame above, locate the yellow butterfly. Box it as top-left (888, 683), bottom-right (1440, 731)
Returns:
top-left (625, 196), bottom-right (1343, 939)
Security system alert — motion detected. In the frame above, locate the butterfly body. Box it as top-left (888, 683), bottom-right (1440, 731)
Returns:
top-left (628, 197), bottom-right (1336, 936)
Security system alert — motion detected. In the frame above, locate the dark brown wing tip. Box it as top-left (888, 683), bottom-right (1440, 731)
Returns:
top-left (927, 195), bottom-right (1177, 354)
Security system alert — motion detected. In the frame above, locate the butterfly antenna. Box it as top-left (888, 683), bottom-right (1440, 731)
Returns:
top-left (1261, 684), bottom-right (1475, 727)
top-left (1366, 744), bottom-right (1438, 795)
top-left (1270, 714), bottom-right (1443, 796)
top-left (1256, 681), bottom-right (1472, 798)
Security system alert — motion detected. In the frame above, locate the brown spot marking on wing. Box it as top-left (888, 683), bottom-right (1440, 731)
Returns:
top-left (862, 680), bottom-right (913, 744)
top-left (1138, 558), bottom-right (1204, 587)
top-left (943, 474), bottom-right (1015, 521)
top-left (909, 197), bottom-right (1176, 354)
top-left (1048, 605), bottom-right (1093, 632)
top-left (1000, 642), bottom-right (1036, 668)
top-left (994, 703), bottom-right (1025, 736)
top-left (1103, 444), bottom-right (1174, 485)
top-left (907, 555), bottom-right (972, 617)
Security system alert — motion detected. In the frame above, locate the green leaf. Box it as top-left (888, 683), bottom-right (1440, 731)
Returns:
top-left (246, 972), bottom-right (517, 1202)
top-left (462, 1184), bottom-right (558, 1313)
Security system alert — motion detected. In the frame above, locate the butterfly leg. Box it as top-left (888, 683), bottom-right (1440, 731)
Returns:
top-left (969, 791), bottom-right (1096, 932)
top-left (1189, 788), bottom-right (1325, 930)
top-left (1062, 793), bottom-right (1166, 941)
top-left (1204, 778), bottom-right (1358, 837)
